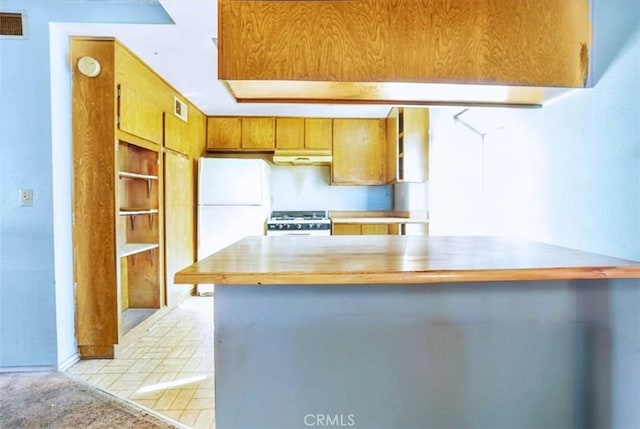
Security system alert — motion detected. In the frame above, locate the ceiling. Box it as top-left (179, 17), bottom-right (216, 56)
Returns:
top-left (62, 0), bottom-right (392, 118)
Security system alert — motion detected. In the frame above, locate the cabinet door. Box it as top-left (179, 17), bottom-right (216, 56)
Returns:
top-left (276, 117), bottom-right (304, 149)
top-left (164, 113), bottom-right (190, 154)
top-left (332, 224), bottom-right (362, 235)
top-left (331, 119), bottom-right (387, 185)
top-left (164, 151), bottom-right (195, 307)
top-left (305, 118), bottom-right (332, 150)
top-left (242, 117), bottom-right (275, 150)
top-left (207, 117), bottom-right (241, 150)
top-left (119, 85), bottom-right (163, 144)
top-left (386, 107), bottom-right (400, 182)
top-left (361, 224), bottom-right (389, 235)
top-left (403, 108), bottom-right (429, 182)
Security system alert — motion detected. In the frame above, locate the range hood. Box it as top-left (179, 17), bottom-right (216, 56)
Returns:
top-left (272, 149), bottom-right (332, 166)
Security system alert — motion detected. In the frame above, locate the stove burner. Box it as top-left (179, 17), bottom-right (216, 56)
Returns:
top-left (270, 210), bottom-right (328, 221)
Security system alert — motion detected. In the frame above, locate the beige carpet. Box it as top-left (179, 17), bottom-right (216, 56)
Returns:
top-left (0, 371), bottom-right (180, 428)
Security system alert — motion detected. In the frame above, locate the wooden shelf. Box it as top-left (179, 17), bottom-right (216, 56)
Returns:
top-left (119, 171), bottom-right (158, 180)
top-left (119, 208), bottom-right (158, 216)
top-left (119, 243), bottom-right (159, 258)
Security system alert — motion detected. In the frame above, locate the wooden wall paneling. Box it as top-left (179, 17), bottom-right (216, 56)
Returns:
top-left (242, 117), bottom-right (275, 149)
top-left (71, 38), bottom-right (119, 356)
top-left (164, 150), bottom-right (195, 307)
top-left (219, 0), bottom-right (591, 87)
top-left (207, 117), bottom-right (242, 150)
top-left (276, 117), bottom-right (304, 149)
top-left (304, 118), bottom-right (332, 150)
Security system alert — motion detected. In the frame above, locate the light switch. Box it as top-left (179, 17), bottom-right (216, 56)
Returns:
top-left (20, 189), bottom-right (33, 207)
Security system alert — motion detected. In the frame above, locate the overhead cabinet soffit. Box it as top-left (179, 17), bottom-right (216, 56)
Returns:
top-left (218, 0), bottom-right (592, 107)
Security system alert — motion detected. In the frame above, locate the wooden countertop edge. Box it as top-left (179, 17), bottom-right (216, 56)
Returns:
top-left (175, 266), bottom-right (640, 286)
top-left (330, 217), bottom-right (429, 224)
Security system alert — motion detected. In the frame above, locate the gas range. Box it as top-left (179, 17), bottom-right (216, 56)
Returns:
top-left (266, 210), bottom-right (331, 236)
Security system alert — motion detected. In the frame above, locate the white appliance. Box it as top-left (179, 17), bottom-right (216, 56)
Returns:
top-left (197, 158), bottom-right (271, 292)
top-left (266, 210), bottom-right (331, 236)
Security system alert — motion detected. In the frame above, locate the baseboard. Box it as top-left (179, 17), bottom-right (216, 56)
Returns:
top-left (0, 365), bottom-right (57, 373)
top-left (57, 353), bottom-right (80, 371)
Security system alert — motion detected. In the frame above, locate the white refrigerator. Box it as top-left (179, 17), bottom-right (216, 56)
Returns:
top-left (197, 158), bottom-right (271, 293)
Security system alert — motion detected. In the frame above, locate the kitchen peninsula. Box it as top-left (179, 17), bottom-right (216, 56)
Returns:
top-left (175, 236), bottom-right (640, 429)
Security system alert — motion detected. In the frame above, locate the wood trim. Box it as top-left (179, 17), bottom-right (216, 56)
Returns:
top-left (71, 38), bottom-right (119, 352)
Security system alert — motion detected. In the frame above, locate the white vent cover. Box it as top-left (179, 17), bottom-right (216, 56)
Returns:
top-left (0, 11), bottom-right (27, 39)
top-left (174, 97), bottom-right (188, 122)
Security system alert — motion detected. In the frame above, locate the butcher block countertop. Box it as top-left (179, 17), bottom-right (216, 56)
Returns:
top-left (174, 236), bottom-right (640, 285)
top-left (329, 210), bottom-right (429, 224)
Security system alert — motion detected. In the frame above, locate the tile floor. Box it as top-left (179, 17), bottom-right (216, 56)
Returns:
top-left (67, 296), bottom-right (215, 429)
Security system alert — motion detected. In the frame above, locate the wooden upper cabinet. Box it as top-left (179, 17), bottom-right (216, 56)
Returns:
top-left (207, 117), bottom-right (241, 150)
top-left (386, 107), bottom-right (400, 183)
top-left (305, 118), bottom-right (332, 150)
top-left (242, 117), bottom-right (275, 150)
top-left (164, 113), bottom-right (190, 155)
top-left (331, 119), bottom-right (386, 185)
top-left (276, 117), bottom-right (332, 151)
top-left (276, 117), bottom-right (304, 150)
top-left (118, 85), bottom-right (163, 145)
top-left (387, 107), bottom-right (429, 183)
top-left (403, 108), bottom-right (429, 183)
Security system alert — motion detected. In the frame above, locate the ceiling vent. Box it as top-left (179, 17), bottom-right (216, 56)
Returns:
top-left (0, 11), bottom-right (26, 39)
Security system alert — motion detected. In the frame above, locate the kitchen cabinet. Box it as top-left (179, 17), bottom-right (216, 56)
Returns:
top-left (387, 107), bottom-right (429, 183)
top-left (164, 150), bottom-right (194, 307)
top-left (331, 119), bottom-right (386, 185)
top-left (207, 117), bottom-right (242, 150)
top-left (72, 37), bottom-right (204, 358)
top-left (304, 118), bottom-right (332, 150)
top-left (118, 85), bottom-right (163, 145)
top-left (242, 117), bottom-right (275, 150)
top-left (275, 117), bottom-right (332, 151)
top-left (164, 112), bottom-right (191, 155)
top-left (276, 117), bottom-right (304, 149)
top-left (332, 223), bottom-right (399, 235)
top-left (207, 116), bottom-right (275, 151)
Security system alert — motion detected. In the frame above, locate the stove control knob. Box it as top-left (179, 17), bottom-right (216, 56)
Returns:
top-left (286, 224), bottom-right (292, 229)
top-left (278, 224), bottom-right (284, 229)
top-left (296, 224), bottom-right (303, 230)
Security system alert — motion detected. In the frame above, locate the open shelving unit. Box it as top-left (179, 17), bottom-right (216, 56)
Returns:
top-left (117, 141), bottom-right (161, 336)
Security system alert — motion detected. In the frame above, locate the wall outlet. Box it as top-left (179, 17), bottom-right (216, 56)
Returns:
top-left (20, 189), bottom-right (33, 207)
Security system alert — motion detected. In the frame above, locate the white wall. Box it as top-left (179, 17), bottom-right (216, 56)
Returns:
top-left (429, 2), bottom-right (640, 425)
top-left (271, 165), bottom-right (392, 211)
top-left (0, 0), bottom-right (171, 369)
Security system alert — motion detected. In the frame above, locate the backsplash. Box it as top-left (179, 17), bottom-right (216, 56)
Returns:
top-left (271, 165), bottom-right (392, 210)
